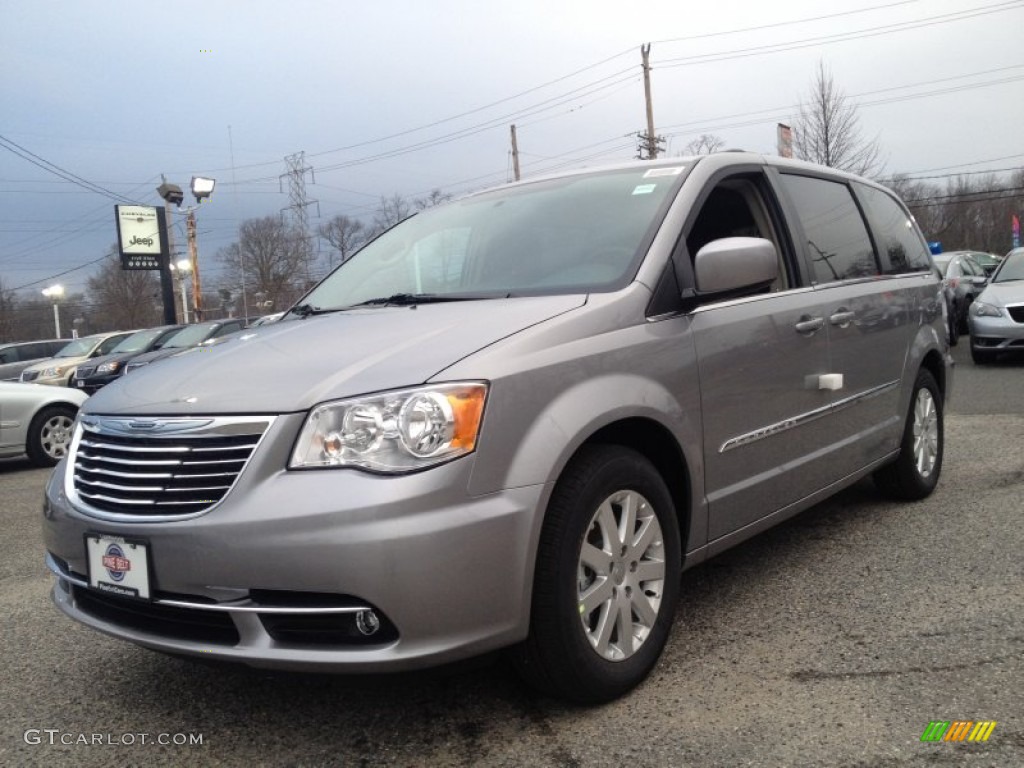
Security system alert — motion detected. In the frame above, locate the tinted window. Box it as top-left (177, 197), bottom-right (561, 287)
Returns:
top-left (300, 166), bottom-right (687, 308)
top-left (855, 184), bottom-right (931, 274)
top-left (781, 174), bottom-right (878, 284)
top-left (96, 334), bottom-right (128, 355)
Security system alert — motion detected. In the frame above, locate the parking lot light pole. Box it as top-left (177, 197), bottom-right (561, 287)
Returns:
top-left (157, 176), bottom-right (216, 323)
top-left (41, 284), bottom-right (64, 337)
top-left (171, 259), bottom-right (192, 323)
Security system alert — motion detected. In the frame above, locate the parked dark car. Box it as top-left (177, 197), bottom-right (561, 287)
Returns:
top-left (0, 339), bottom-right (67, 382)
top-left (122, 319), bottom-right (245, 373)
top-left (932, 252), bottom-right (988, 334)
top-left (73, 325), bottom-right (184, 394)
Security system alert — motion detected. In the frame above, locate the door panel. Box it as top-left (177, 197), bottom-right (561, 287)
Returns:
top-left (695, 290), bottom-right (836, 540)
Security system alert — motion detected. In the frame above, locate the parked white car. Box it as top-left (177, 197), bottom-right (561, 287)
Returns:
top-left (0, 381), bottom-right (87, 466)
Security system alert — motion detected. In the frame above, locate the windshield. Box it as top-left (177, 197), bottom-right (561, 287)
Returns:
top-left (111, 327), bottom-right (166, 354)
top-left (55, 338), bottom-right (99, 357)
top-left (163, 322), bottom-right (219, 348)
top-left (297, 166), bottom-right (686, 310)
top-left (992, 250), bottom-right (1024, 283)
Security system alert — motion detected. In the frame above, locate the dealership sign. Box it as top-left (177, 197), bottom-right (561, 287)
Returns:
top-left (115, 205), bottom-right (164, 270)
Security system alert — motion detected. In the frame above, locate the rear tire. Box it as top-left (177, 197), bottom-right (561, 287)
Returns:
top-left (873, 369), bottom-right (942, 500)
top-left (26, 405), bottom-right (77, 467)
top-left (513, 445), bottom-right (681, 704)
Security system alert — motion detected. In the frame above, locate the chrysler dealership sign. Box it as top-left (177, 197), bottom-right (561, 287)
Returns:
top-left (115, 205), bottom-right (163, 270)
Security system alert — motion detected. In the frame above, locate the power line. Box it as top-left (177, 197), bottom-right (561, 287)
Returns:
top-left (0, 134), bottom-right (141, 204)
top-left (655, 1), bottom-right (1024, 69)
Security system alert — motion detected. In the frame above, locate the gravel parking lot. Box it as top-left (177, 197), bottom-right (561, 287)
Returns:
top-left (2, 345), bottom-right (1021, 767)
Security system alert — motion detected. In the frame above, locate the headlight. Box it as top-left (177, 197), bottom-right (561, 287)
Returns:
top-left (96, 361), bottom-right (121, 374)
top-left (290, 382), bottom-right (488, 472)
top-left (42, 365), bottom-right (67, 377)
top-left (971, 301), bottom-right (1002, 318)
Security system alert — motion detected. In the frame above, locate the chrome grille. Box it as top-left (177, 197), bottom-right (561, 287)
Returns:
top-left (21, 370), bottom-right (39, 382)
top-left (69, 416), bottom-right (273, 518)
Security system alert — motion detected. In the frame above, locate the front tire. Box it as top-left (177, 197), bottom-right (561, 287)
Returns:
top-left (26, 405), bottom-right (77, 467)
top-left (873, 369), bottom-right (943, 500)
top-left (513, 445), bottom-right (681, 704)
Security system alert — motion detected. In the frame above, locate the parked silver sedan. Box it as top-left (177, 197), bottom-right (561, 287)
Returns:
top-left (0, 382), bottom-right (87, 466)
top-left (968, 247), bottom-right (1024, 364)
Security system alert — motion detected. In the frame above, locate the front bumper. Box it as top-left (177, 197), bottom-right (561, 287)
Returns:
top-left (73, 373), bottom-right (119, 394)
top-left (43, 427), bottom-right (548, 672)
top-left (969, 312), bottom-right (1024, 352)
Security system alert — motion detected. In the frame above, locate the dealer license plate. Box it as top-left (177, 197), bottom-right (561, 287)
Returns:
top-left (86, 535), bottom-right (151, 599)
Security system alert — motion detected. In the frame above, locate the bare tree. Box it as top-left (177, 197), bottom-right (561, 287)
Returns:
top-left (414, 188), bottom-right (453, 210)
top-left (86, 247), bottom-right (163, 330)
top-left (318, 215), bottom-right (366, 269)
top-left (217, 216), bottom-right (308, 312)
top-left (887, 170), bottom-right (1024, 253)
top-left (0, 277), bottom-right (16, 341)
top-left (793, 61), bottom-right (883, 178)
top-left (369, 193), bottom-right (412, 237)
top-left (682, 134), bottom-right (725, 156)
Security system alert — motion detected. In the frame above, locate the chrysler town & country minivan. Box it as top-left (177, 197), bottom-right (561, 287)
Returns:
top-left (42, 153), bottom-right (951, 703)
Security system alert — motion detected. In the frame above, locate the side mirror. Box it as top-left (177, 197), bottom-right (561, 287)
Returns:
top-left (693, 237), bottom-right (778, 295)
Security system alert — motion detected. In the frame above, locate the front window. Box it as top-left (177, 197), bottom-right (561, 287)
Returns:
top-left (55, 338), bottom-right (98, 357)
top-left (295, 166), bottom-right (687, 311)
top-left (162, 323), bottom-right (220, 348)
top-left (992, 250), bottom-right (1024, 283)
top-left (111, 328), bottom-right (166, 354)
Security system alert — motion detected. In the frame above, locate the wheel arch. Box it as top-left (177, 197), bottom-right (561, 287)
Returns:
top-left (567, 417), bottom-right (693, 560)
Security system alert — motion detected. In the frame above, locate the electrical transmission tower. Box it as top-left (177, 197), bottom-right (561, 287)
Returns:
top-left (280, 152), bottom-right (320, 288)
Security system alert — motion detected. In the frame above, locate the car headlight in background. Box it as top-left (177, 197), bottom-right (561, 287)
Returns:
top-left (96, 361), bottom-right (121, 374)
top-left (42, 365), bottom-right (68, 378)
top-left (970, 301), bottom-right (1002, 318)
top-left (290, 382), bottom-right (488, 473)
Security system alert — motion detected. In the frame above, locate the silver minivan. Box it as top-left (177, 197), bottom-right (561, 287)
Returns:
top-left (42, 153), bottom-right (951, 703)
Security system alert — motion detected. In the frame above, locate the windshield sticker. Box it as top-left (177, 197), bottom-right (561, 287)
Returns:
top-left (644, 167), bottom-right (685, 178)
top-left (632, 184), bottom-right (657, 196)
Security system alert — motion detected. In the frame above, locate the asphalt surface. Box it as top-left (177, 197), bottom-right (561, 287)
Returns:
top-left (1, 343), bottom-right (1021, 767)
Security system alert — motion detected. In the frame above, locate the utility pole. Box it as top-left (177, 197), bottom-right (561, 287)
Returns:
top-left (187, 209), bottom-right (203, 321)
top-left (510, 124), bottom-right (521, 181)
top-left (639, 43), bottom-right (662, 160)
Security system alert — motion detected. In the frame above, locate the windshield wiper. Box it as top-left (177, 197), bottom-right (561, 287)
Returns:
top-left (290, 303), bottom-right (339, 318)
top-left (346, 293), bottom-right (502, 308)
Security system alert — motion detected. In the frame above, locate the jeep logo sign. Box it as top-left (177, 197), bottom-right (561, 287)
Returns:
top-left (115, 204), bottom-right (164, 270)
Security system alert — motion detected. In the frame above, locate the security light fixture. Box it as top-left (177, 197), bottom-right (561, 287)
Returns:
top-left (191, 176), bottom-right (216, 202)
top-left (157, 182), bottom-right (185, 207)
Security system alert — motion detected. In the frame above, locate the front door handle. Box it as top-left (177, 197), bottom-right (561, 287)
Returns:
top-left (830, 310), bottom-right (856, 328)
top-left (795, 315), bottom-right (825, 334)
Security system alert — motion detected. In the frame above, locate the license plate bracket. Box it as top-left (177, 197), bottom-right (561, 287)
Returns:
top-left (85, 534), bottom-right (151, 599)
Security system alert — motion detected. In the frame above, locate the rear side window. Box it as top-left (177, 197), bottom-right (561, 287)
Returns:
top-left (780, 174), bottom-right (878, 284)
top-left (855, 184), bottom-right (931, 274)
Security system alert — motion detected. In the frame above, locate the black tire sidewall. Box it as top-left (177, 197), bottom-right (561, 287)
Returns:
top-left (530, 446), bottom-right (681, 703)
top-left (901, 370), bottom-right (943, 496)
top-left (27, 405), bottom-right (75, 467)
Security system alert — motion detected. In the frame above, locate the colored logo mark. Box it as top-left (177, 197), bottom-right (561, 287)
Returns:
top-left (921, 720), bottom-right (997, 742)
top-left (102, 543), bottom-right (131, 582)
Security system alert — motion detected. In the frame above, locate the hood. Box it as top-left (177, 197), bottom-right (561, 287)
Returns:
top-left (85, 295), bottom-right (585, 415)
top-left (127, 346), bottom-right (187, 366)
top-left (20, 354), bottom-right (89, 375)
top-left (979, 281), bottom-right (1024, 307)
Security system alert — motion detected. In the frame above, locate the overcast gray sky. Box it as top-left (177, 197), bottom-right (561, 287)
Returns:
top-left (2, 0), bottom-right (1022, 297)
